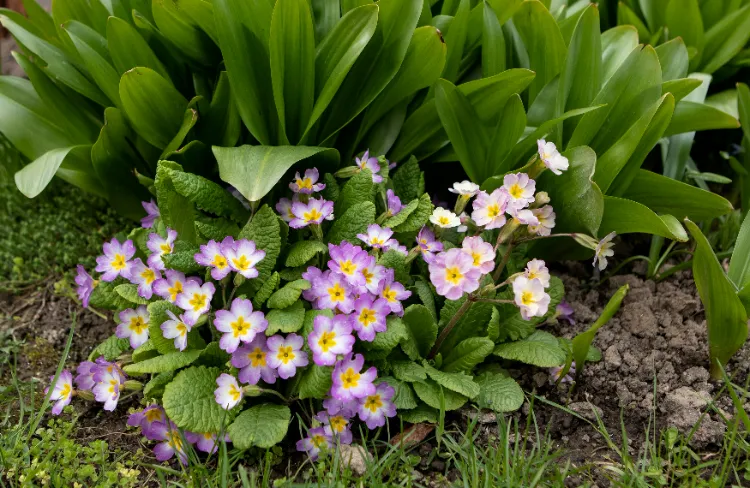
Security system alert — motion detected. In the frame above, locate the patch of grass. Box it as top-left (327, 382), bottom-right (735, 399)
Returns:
top-left (0, 136), bottom-right (127, 289)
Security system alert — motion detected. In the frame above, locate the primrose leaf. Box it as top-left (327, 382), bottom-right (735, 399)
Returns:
top-left (441, 337), bottom-right (494, 373)
top-left (475, 372), bottom-right (524, 413)
top-left (391, 156), bottom-right (424, 203)
top-left (400, 304), bottom-right (438, 360)
top-left (132, 340), bottom-right (159, 363)
top-left (148, 300), bottom-right (206, 354)
top-left (298, 364), bottom-right (333, 400)
top-left (123, 349), bottom-right (203, 374)
top-left (368, 316), bottom-right (408, 352)
top-left (163, 366), bottom-right (230, 433)
top-left (238, 205), bottom-right (282, 294)
top-left (168, 170), bottom-right (250, 223)
top-left (196, 218), bottom-right (240, 241)
top-left (155, 161), bottom-right (196, 243)
top-left (379, 376), bottom-right (418, 409)
top-left (267, 280), bottom-right (310, 309)
top-left (392, 193), bottom-right (433, 233)
top-left (399, 404), bottom-right (438, 424)
top-left (253, 272), bottom-right (280, 308)
top-left (326, 201), bottom-right (376, 245)
top-left (392, 361), bottom-right (427, 382)
top-left (493, 330), bottom-right (567, 367)
top-left (88, 335), bottom-right (130, 361)
top-left (143, 371), bottom-right (174, 400)
top-left (334, 169), bottom-right (374, 216)
top-left (114, 284), bottom-right (149, 305)
top-left (265, 300), bottom-right (306, 335)
top-left (88, 281), bottom-right (132, 310)
top-left (285, 240), bottom-right (328, 267)
top-left (383, 197), bottom-right (419, 228)
top-left (412, 378), bottom-right (468, 411)
top-left (378, 250), bottom-right (410, 284)
top-left (228, 404), bottom-right (291, 449)
top-left (423, 363), bottom-right (480, 399)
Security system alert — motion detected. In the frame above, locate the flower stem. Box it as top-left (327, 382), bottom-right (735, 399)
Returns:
top-left (492, 243), bottom-right (514, 282)
top-left (473, 298), bottom-right (515, 305)
top-left (428, 298), bottom-right (473, 359)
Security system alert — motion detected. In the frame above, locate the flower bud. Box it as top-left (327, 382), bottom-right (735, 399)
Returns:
top-left (334, 166), bottom-right (359, 179)
top-left (532, 191), bottom-right (550, 207)
top-left (123, 380), bottom-right (143, 391)
top-left (233, 273), bottom-right (245, 287)
top-left (571, 233), bottom-right (599, 250)
top-left (242, 384), bottom-right (264, 397)
top-left (76, 389), bottom-right (95, 401)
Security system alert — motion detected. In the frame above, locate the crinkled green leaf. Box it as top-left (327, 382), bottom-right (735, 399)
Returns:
top-left (88, 334), bottom-right (130, 361)
top-left (265, 300), bottom-right (306, 335)
top-left (301, 309), bottom-right (334, 342)
top-left (253, 272), bottom-right (280, 309)
top-left (493, 330), bottom-right (566, 367)
top-left (475, 372), bottom-right (524, 412)
top-left (115, 284), bottom-right (150, 305)
top-left (143, 371), bottom-right (174, 400)
top-left (368, 316), bottom-right (408, 352)
top-left (132, 340), bottom-right (159, 363)
top-left (436, 298), bottom-right (493, 354)
top-left (88, 281), bottom-right (132, 310)
top-left (238, 205), bottom-right (282, 293)
top-left (124, 349), bottom-right (203, 374)
top-left (196, 218), bottom-right (241, 241)
top-left (441, 337), bottom-right (494, 373)
top-left (228, 404), bottom-right (291, 449)
top-left (267, 280), bottom-right (311, 309)
top-left (378, 249), bottom-right (410, 284)
top-left (195, 342), bottom-right (231, 368)
top-left (285, 241), bottom-right (328, 267)
top-left (163, 250), bottom-right (203, 274)
top-left (334, 169), bottom-right (374, 216)
top-left (163, 366), bottom-right (229, 433)
top-left (423, 363), bottom-right (479, 398)
top-left (148, 300), bottom-right (206, 354)
top-left (392, 360), bottom-right (427, 382)
top-left (383, 197), bottom-right (419, 229)
top-left (168, 170), bottom-right (250, 223)
top-left (155, 161), bottom-right (197, 243)
top-left (413, 378), bottom-right (467, 411)
top-left (392, 193), bottom-right (433, 233)
top-left (391, 156), bottom-right (424, 202)
top-left (380, 376), bottom-right (418, 409)
top-left (399, 404), bottom-right (438, 424)
top-left (326, 201), bottom-right (376, 245)
top-left (298, 364), bottom-right (333, 400)
top-left (412, 278), bottom-right (437, 321)
top-left (400, 304), bottom-right (438, 360)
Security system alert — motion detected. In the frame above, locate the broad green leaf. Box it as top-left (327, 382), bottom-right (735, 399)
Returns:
top-left (728, 211), bottom-right (750, 289)
top-left (400, 304), bottom-right (438, 360)
top-left (265, 300), bottom-right (306, 335)
top-left (664, 101), bottom-right (740, 136)
top-left (685, 220), bottom-right (748, 379)
top-left (159, 106), bottom-right (199, 160)
top-left (600, 25), bottom-right (638, 82)
top-left (482, 1), bottom-right (506, 77)
top-left (14, 146), bottom-right (103, 199)
top-left (228, 404), bottom-right (290, 449)
top-left (177, 0), bottom-right (219, 44)
top-left (383, 197), bottom-right (419, 228)
top-left (412, 378), bottom-right (468, 411)
top-left (163, 366), bottom-right (229, 432)
top-left (616, 2), bottom-right (650, 41)
top-left (298, 364), bottom-right (333, 399)
top-left (665, 0), bottom-right (703, 71)
top-left (155, 161), bottom-right (197, 242)
top-left (493, 330), bottom-right (566, 367)
top-left (570, 284), bottom-right (628, 377)
top-left (169, 170), bottom-right (249, 223)
top-left (163, 250), bottom-right (203, 274)
top-left (475, 372), bottom-right (524, 412)
top-left (88, 281), bottom-right (133, 310)
top-left (253, 272), bottom-right (280, 309)
top-left (306, 4), bottom-right (378, 138)
top-left (701, 3), bottom-right (750, 74)
top-left (270, 0), bottom-right (315, 144)
top-left (334, 169), bottom-right (374, 216)
top-left (64, 21), bottom-right (121, 107)
top-left (195, 342), bottom-right (231, 368)
top-left (622, 170), bottom-right (733, 221)
top-left (107, 16), bottom-right (169, 79)
top-left (152, 0), bottom-right (219, 66)
top-left (119, 67), bottom-right (188, 149)
top-left (214, 145), bottom-right (339, 203)
top-left (392, 361), bottom-right (427, 382)
top-left (441, 337), bottom-right (494, 373)
top-left (123, 349), bottom-right (203, 374)
top-left (412, 278), bottom-right (437, 320)
top-left (488, 94), bottom-right (525, 174)
top-left (379, 377), bottom-right (418, 409)
top-left (89, 335), bottom-right (130, 361)
top-left (655, 37), bottom-right (689, 82)
top-left (115, 283), bottom-right (149, 305)
top-left (378, 250), bottom-right (410, 284)
top-left (267, 280), bottom-right (311, 309)
top-left (423, 363), bottom-right (480, 398)
top-left (213, 0), bottom-right (277, 144)
top-left (148, 300), bottom-right (206, 354)
top-left (599, 196), bottom-right (688, 242)
top-left (285, 241), bottom-right (329, 267)
top-left (661, 78), bottom-right (701, 102)
top-left (513, 0), bottom-right (566, 105)
top-left (238, 205), bottom-right (282, 293)
top-left (434, 79), bottom-right (489, 182)
top-left (91, 107), bottom-right (153, 220)
top-left (441, 0), bottom-right (470, 83)
top-left (399, 404), bottom-right (438, 423)
top-left (739, 284), bottom-right (750, 316)
top-left (436, 298), bottom-right (494, 354)
top-left (143, 371), bottom-right (174, 399)
top-left (310, 0), bottom-right (340, 41)
top-left (392, 156), bottom-right (424, 202)
top-left (199, 72), bottom-right (241, 147)
top-left (557, 4), bottom-right (601, 139)
top-left (360, 26), bottom-right (446, 138)
top-left (326, 201), bottom-right (376, 245)
top-left (318, 0), bottom-right (422, 141)
top-left (568, 45), bottom-right (662, 156)
top-left (389, 69), bottom-right (535, 162)
top-left (392, 193), bottom-right (433, 233)
top-left (368, 316), bottom-right (408, 351)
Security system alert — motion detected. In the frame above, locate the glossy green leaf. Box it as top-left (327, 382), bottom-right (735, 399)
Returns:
top-left (15, 146), bottom-right (105, 199)
top-left (482, 0), bottom-right (506, 77)
top-left (599, 196), bottom-right (687, 241)
top-left (701, 3), bottom-right (750, 74)
top-left (664, 101), bottom-right (740, 136)
top-left (622, 170), bottom-right (733, 221)
top-left (310, 0), bottom-right (340, 41)
top-left (617, 1), bottom-right (650, 41)
top-left (213, 0), bottom-right (277, 144)
top-left (119, 67), bottom-right (189, 149)
top-left (662, 78), bottom-right (702, 102)
top-left (65, 21), bottom-right (121, 107)
top-left (152, 0), bottom-right (219, 66)
top-left (199, 72), bottom-right (241, 147)
top-left (685, 219), bottom-right (748, 379)
top-left (318, 0), bottom-right (422, 141)
top-left (513, 0), bottom-right (566, 105)
top-left (270, 0), bottom-right (315, 144)
top-left (729, 211), bottom-right (750, 290)
top-left (107, 16), bottom-right (169, 78)
top-left (306, 4), bottom-right (378, 138)
top-left (441, 0), bottom-right (470, 83)
top-left (601, 25), bottom-right (639, 82)
top-left (665, 0), bottom-right (703, 71)
top-left (434, 79), bottom-right (489, 182)
top-left (655, 37), bottom-right (689, 82)
top-left (176, 0), bottom-right (219, 45)
top-left (214, 145), bottom-right (339, 202)
top-left (488, 94), bottom-right (525, 174)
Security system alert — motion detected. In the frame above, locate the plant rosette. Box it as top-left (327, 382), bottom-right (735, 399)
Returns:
top-left (53, 142), bottom-right (613, 463)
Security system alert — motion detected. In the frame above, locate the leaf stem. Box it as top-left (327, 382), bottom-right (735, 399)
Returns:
top-left (428, 298), bottom-right (473, 359)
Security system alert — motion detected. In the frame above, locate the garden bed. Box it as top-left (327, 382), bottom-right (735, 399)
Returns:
top-left (3, 260), bottom-right (745, 484)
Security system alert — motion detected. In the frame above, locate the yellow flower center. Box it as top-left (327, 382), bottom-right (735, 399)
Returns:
top-left (277, 345), bottom-right (295, 364)
top-left (339, 260), bottom-right (356, 275)
top-left (487, 204), bottom-right (500, 217)
top-left (168, 280), bottom-right (183, 302)
top-left (521, 291), bottom-right (534, 306)
top-left (471, 252), bottom-right (482, 266)
top-left (232, 255), bottom-right (251, 271)
top-left (370, 237), bottom-right (384, 246)
top-left (145, 409), bottom-right (163, 423)
top-left (317, 330), bottom-right (337, 352)
top-left (160, 243), bottom-right (172, 254)
top-left (327, 282), bottom-right (346, 302)
top-left (203, 432), bottom-right (213, 440)
top-left (111, 254), bottom-right (127, 270)
top-left (297, 177), bottom-right (313, 190)
top-left (527, 271), bottom-right (538, 280)
top-left (445, 267), bottom-right (463, 285)
top-left (249, 347), bottom-right (267, 367)
top-left (169, 431), bottom-right (183, 450)
top-left (438, 216), bottom-right (450, 225)
top-left (359, 308), bottom-right (376, 327)
top-left (340, 368), bottom-right (360, 389)
top-left (59, 383), bottom-right (71, 400)
top-left (362, 268), bottom-right (374, 284)
top-left (381, 286), bottom-right (397, 302)
top-left (212, 254), bottom-right (228, 269)
top-left (304, 208), bottom-right (322, 222)
top-left (129, 316), bottom-right (148, 334)
top-left (176, 322), bottom-right (187, 336)
top-left (140, 268), bottom-right (156, 284)
top-left (329, 416), bottom-right (347, 433)
top-left (311, 434), bottom-right (328, 448)
top-left (364, 394), bottom-right (383, 413)
top-left (509, 184), bottom-right (524, 199)
top-left (231, 316), bottom-right (251, 337)
top-left (228, 383), bottom-right (241, 402)
top-left (189, 293), bottom-right (207, 312)
top-left (108, 379), bottom-right (117, 394)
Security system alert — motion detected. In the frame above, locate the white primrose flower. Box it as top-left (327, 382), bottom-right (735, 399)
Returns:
top-left (529, 205), bottom-right (556, 236)
top-left (537, 139), bottom-right (569, 175)
top-left (448, 180), bottom-right (480, 196)
top-left (524, 259), bottom-right (550, 288)
top-left (512, 276), bottom-right (551, 320)
top-left (593, 232), bottom-right (616, 271)
top-left (214, 373), bottom-right (243, 410)
top-left (116, 306), bottom-right (150, 349)
top-left (502, 173), bottom-right (536, 210)
top-left (429, 207), bottom-right (461, 228)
